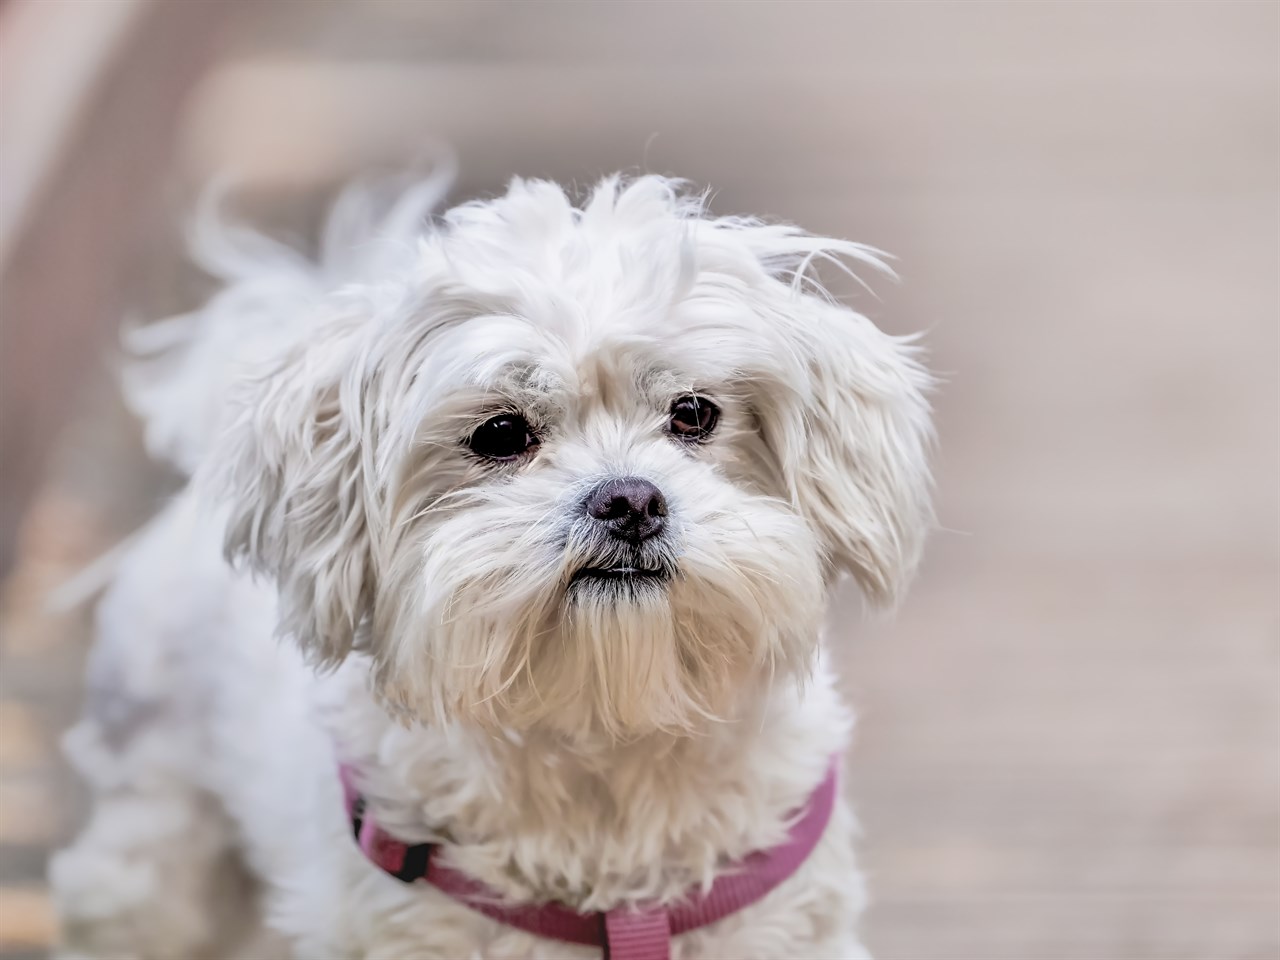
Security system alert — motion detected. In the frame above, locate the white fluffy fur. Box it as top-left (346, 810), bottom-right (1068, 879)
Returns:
top-left (50, 173), bottom-right (934, 959)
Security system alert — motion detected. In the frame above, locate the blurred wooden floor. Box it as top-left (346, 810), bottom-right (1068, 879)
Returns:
top-left (2, 2), bottom-right (1277, 958)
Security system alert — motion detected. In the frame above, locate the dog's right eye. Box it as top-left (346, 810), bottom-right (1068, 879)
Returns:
top-left (466, 414), bottom-right (539, 461)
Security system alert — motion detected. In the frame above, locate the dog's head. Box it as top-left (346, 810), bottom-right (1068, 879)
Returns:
top-left (214, 176), bottom-right (933, 741)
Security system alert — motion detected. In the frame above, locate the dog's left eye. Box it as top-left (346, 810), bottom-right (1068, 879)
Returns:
top-left (668, 395), bottom-right (720, 442)
top-left (467, 414), bottom-right (539, 461)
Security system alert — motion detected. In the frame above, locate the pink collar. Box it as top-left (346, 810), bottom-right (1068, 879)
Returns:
top-left (339, 757), bottom-right (839, 960)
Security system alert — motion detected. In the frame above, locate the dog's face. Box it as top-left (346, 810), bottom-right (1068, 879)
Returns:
top-left (216, 177), bottom-right (933, 742)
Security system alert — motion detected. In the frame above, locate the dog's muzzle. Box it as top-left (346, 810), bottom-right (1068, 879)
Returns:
top-left (569, 477), bottom-right (676, 593)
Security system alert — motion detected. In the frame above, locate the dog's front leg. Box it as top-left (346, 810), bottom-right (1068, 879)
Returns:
top-left (48, 718), bottom-right (258, 960)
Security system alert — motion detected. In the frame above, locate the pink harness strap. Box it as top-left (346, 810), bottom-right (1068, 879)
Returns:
top-left (339, 759), bottom-right (839, 960)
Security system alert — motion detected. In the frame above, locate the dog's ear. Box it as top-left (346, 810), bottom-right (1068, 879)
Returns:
top-left (209, 314), bottom-right (377, 664)
top-left (761, 293), bottom-right (935, 606)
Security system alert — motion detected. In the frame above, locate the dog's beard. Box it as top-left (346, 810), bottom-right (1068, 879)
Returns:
top-left (372, 489), bottom-right (825, 742)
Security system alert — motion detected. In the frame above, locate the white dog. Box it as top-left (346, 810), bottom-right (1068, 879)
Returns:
top-left (49, 172), bottom-right (933, 960)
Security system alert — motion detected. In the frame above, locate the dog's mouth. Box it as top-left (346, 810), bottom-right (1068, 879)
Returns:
top-left (569, 564), bottom-right (671, 587)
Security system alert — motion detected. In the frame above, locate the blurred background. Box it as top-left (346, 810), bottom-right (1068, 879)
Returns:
top-left (1, 1), bottom-right (1276, 958)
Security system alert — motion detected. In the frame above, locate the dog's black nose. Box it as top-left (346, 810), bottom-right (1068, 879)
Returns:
top-left (586, 477), bottom-right (668, 544)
